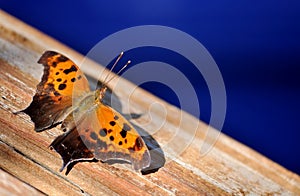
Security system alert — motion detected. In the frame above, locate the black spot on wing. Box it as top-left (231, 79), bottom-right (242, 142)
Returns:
top-left (90, 132), bottom-right (98, 140)
top-left (135, 137), bottom-right (143, 151)
top-left (58, 83), bottom-right (66, 90)
top-left (99, 128), bottom-right (107, 137)
top-left (129, 137), bottom-right (144, 151)
top-left (57, 55), bottom-right (69, 62)
top-left (47, 83), bottom-right (55, 89)
top-left (63, 65), bottom-right (78, 75)
top-left (120, 129), bottom-right (127, 138)
top-left (123, 123), bottom-right (131, 131)
top-left (119, 123), bottom-right (132, 138)
top-left (54, 91), bottom-right (61, 96)
top-left (109, 121), bottom-right (116, 126)
top-left (52, 61), bottom-right (57, 67)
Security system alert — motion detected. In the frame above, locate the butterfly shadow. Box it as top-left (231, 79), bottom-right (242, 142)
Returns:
top-left (65, 81), bottom-right (165, 175)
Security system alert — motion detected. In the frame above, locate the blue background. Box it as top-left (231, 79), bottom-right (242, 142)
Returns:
top-left (1, 1), bottom-right (299, 174)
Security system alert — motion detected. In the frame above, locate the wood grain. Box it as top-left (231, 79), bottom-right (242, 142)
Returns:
top-left (0, 10), bottom-right (299, 195)
top-left (0, 169), bottom-right (43, 196)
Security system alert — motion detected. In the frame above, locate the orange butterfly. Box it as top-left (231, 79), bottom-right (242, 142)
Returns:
top-left (21, 51), bottom-right (150, 172)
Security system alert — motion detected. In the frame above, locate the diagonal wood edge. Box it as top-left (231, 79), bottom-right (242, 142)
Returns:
top-left (0, 9), bottom-right (299, 195)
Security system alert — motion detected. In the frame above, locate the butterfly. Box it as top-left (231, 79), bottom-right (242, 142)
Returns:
top-left (21, 51), bottom-right (151, 172)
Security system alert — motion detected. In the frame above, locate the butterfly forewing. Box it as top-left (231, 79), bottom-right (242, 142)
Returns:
top-left (22, 51), bottom-right (90, 131)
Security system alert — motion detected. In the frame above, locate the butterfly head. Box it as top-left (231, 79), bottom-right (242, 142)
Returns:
top-left (95, 85), bottom-right (107, 103)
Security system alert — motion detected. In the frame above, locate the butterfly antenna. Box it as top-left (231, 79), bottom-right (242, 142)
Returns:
top-left (103, 52), bottom-right (124, 85)
top-left (105, 60), bottom-right (131, 84)
top-left (97, 54), bottom-right (130, 101)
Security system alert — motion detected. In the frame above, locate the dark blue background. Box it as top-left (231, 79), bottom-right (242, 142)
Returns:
top-left (1, 1), bottom-right (299, 174)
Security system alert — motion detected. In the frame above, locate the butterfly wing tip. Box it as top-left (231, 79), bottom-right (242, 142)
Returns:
top-left (133, 163), bottom-right (151, 173)
top-left (59, 166), bottom-right (65, 172)
top-left (38, 51), bottom-right (58, 63)
top-left (132, 151), bottom-right (151, 172)
top-left (12, 110), bottom-right (22, 115)
top-left (14, 107), bottom-right (31, 115)
top-left (58, 159), bottom-right (71, 173)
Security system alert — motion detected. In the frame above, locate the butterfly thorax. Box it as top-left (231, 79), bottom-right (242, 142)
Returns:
top-left (94, 86), bottom-right (107, 104)
top-left (69, 86), bottom-right (108, 127)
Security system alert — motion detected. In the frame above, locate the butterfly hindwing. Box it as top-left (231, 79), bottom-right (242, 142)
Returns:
top-left (50, 126), bottom-right (94, 172)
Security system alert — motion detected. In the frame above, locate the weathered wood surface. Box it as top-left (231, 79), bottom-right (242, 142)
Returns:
top-left (0, 10), bottom-right (300, 195)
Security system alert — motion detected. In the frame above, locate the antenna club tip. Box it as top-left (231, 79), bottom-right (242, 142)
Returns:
top-left (128, 60), bottom-right (131, 64)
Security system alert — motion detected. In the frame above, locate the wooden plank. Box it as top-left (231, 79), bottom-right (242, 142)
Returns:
top-left (0, 169), bottom-right (44, 196)
top-left (0, 10), bottom-right (300, 195)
